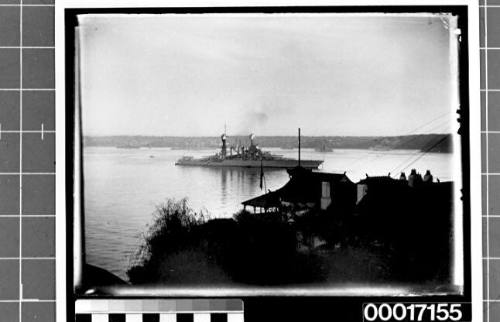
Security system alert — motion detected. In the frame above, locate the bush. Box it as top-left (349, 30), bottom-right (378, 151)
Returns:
top-left (127, 198), bottom-right (208, 283)
top-left (127, 200), bottom-right (326, 285)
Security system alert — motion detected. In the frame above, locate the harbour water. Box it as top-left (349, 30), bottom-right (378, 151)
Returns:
top-left (84, 146), bottom-right (456, 280)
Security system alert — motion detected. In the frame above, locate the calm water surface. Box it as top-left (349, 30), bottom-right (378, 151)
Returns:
top-left (84, 147), bottom-right (456, 280)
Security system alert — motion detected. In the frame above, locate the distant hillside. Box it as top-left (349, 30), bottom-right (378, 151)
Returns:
top-left (84, 134), bottom-right (453, 153)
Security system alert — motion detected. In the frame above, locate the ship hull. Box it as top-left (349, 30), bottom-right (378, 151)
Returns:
top-left (175, 158), bottom-right (322, 169)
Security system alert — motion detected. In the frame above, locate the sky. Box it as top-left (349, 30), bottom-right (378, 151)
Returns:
top-left (78, 13), bottom-right (460, 137)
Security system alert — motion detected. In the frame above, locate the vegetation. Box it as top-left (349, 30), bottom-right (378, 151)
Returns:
top-left (127, 192), bottom-right (452, 286)
top-left (127, 199), bottom-right (325, 285)
top-left (85, 134), bottom-right (452, 152)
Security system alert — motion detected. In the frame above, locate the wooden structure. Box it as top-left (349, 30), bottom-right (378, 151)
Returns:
top-left (242, 166), bottom-right (355, 213)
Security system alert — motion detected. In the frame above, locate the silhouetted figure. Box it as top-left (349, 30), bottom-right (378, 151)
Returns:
top-left (408, 169), bottom-right (423, 187)
top-left (423, 170), bottom-right (433, 183)
top-left (399, 172), bottom-right (407, 181)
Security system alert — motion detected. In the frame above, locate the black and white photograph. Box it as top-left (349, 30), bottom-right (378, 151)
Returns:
top-left (73, 10), bottom-right (467, 294)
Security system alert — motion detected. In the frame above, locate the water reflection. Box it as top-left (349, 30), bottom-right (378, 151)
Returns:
top-left (173, 165), bottom-right (289, 218)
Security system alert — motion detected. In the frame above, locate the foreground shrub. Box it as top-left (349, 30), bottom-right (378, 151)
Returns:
top-left (127, 198), bottom-right (208, 283)
top-left (127, 202), bottom-right (326, 285)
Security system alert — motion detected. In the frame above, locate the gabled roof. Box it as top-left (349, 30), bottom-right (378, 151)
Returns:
top-left (241, 190), bottom-right (282, 208)
top-left (242, 166), bottom-right (353, 208)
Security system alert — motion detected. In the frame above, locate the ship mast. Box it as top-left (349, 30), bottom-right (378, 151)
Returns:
top-left (298, 128), bottom-right (301, 167)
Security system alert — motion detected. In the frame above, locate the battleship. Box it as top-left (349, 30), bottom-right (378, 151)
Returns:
top-left (175, 129), bottom-right (323, 169)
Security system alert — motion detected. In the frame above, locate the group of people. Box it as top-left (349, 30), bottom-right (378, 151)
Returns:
top-left (399, 169), bottom-right (437, 187)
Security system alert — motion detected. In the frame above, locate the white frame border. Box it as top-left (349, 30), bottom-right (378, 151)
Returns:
top-left (55, 0), bottom-right (481, 321)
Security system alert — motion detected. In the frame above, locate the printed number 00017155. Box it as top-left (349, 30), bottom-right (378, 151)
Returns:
top-left (363, 303), bottom-right (465, 322)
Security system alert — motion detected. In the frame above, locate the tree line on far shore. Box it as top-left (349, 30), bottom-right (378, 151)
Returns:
top-left (84, 134), bottom-right (453, 153)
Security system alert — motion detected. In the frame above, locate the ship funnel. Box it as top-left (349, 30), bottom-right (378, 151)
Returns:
top-left (221, 133), bottom-right (227, 157)
top-left (249, 133), bottom-right (255, 146)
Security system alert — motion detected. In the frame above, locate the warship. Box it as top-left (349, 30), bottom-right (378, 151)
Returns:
top-left (175, 129), bottom-right (323, 169)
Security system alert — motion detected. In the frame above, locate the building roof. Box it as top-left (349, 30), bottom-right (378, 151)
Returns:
top-left (356, 176), bottom-right (401, 185)
top-left (287, 166), bottom-right (353, 184)
top-left (242, 166), bottom-right (353, 208)
top-left (241, 190), bottom-right (282, 208)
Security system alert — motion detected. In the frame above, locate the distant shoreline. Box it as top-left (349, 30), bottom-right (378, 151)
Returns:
top-left (84, 134), bottom-right (453, 153)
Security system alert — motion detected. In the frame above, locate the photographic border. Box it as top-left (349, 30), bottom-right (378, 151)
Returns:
top-left (55, 0), bottom-right (482, 321)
